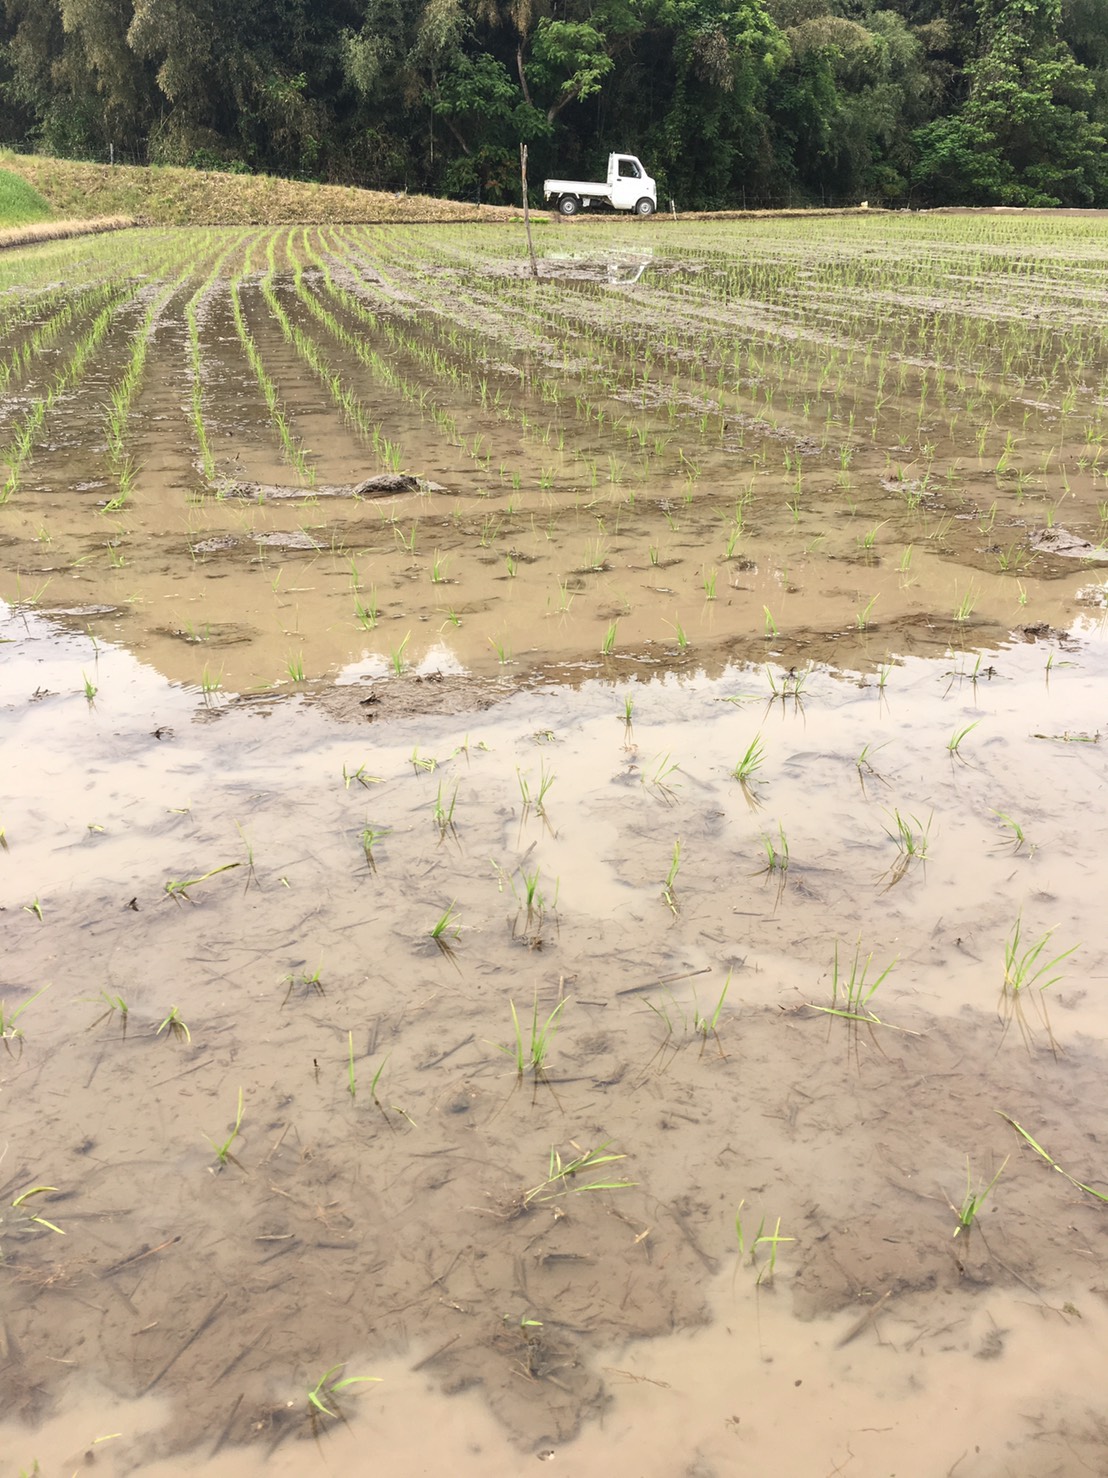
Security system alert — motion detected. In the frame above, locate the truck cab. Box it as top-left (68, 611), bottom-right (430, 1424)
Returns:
top-left (608, 155), bottom-right (653, 211)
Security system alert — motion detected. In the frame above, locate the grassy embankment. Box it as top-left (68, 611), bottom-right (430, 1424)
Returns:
top-left (1, 151), bottom-right (521, 228)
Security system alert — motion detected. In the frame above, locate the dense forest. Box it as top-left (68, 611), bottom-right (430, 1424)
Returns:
top-left (2, 0), bottom-right (1107, 208)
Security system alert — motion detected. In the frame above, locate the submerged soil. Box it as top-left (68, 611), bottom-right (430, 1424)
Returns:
top-left (3, 216), bottom-right (1108, 1475)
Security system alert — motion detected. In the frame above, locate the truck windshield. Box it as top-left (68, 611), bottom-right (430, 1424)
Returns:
top-left (616, 159), bottom-right (641, 178)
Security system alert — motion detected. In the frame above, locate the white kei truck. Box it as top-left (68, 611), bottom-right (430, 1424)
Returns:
top-left (543, 154), bottom-right (657, 217)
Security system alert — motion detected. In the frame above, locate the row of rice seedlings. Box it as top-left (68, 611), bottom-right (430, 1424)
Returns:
top-left (228, 263), bottom-right (315, 484)
top-left (100, 262), bottom-right (205, 511)
top-left (1, 287), bottom-right (143, 504)
top-left (255, 232), bottom-right (400, 473)
top-left (185, 279), bottom-right (220, 483)
top-left (0, 277), bottom-right (123, 398)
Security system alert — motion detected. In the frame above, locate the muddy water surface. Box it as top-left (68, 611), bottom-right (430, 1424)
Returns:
top-left (3, 217), bottom-right (1108, 1476)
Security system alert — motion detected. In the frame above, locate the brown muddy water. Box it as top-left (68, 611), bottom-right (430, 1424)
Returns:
top-left (3, 217), bottom-right (1108, 1477)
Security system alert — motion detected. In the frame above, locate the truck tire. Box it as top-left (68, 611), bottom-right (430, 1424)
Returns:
top-left (558, 194), bottom-right (581, 217)
top-left (634, 196), bottom-right (656, 217)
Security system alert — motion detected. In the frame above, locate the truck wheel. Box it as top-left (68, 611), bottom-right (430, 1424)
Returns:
top-left (634, 197), bottom-right (656, 217)
top-left (558, 195), bottom-right (581, 217)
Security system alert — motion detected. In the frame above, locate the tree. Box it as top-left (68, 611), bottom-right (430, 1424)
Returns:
top-left (913, 0), bottom-right (1108, 203)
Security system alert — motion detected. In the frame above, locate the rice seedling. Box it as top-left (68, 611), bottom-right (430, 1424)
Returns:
top-left (286, 651), bottom-right (306, 682)
top-left (164, 861), bottom-right (242, 902)
top-left (1004, 916), bottom-right (1077, 997)
top-left (281, 964), bottom-right (325, 1005)
top-left (602, 620), bottom-right (618, 656)
top-left (307, 1364), bottom-right (380, 1420)
top-left (734, 1202), bottom-right (794, 1286)
top-left (354, 590), bottom-right (379, 629)
top-left (206, 1087), bottom-right (244, 1166)
top-left (8, 1185), bottom-right (65, 1238)
top-left (811, 939), bottom-right (898, 1026)
top-left (390, 632), bottom-right (411, 676)
top-left (997, 1112), bottom-right (1108, 1205)
top-left (666, 617), bottom-right (689, 651)
top-left (519, 1140), bottom-right (634, 1210)
top-left (1000, 914), bottom-right (1077, 1049)
top-left (952, 1156), bottom-right (1008, 1237)
top-left (23, 898), bottom-right (43, 921)
top-left (82, 671), bottom-right (97, 701)
top-left (493, 993), bottom-right (568, 1077)
top-left (642, 752), bottom-right (681, 803)
top-left (1, 985), bottom-right (49, 1049)
top-left (758, 823), bottom-right (789, 874)
top-left (429, 901), bottom-right (461, 950)
top-left (947, 720), bottom-right (980, 756)
top-left (858, 521), bottom-right (887, 552)
top-left (661, 838), bottom-right (681, 914)
top-left (856, 594), bottom-right (878, 630)
top-left (953, 588), bottom-right (978, 623)
top-left (87, 990), bottom-right (129, 1034)
top-left (621, 692), bottom-right (635, 728)
top-left (731, 734), bottom-right (764, 785)
top-left (880, 809), bottom-right (931, 885)
top-left (410, 748), bottom-right (437, 773)
top-left (433, 781), bottom-right (459, 838)
top-left (489, 635), bottom-right (512, 664)
top-left (693, 971), bottom-right (730, 1055)
top-left (990, 810), bottom-right (1030, 854)
top-left (702, 568), bottom-right (718, 600)
top-left (360, 826), bottom-right (388, 871)
top-left (155, 1006), bottom-right (191, 1044)
top-left (431, 550), bottom-right (449, 583)
top-left (343, 761), bottom-right (380, 789)
top-left (763, 606), bottom-right (778, 639)
top-left (765, 664), bottom-right (811, 703)
top-left (517, 761), bottom-right (555, 818)
top-left (514, 863), bottom-right (558, 928)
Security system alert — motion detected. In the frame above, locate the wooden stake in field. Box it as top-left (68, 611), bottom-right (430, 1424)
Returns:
top-left (520, 143), bottom-right (538, 280)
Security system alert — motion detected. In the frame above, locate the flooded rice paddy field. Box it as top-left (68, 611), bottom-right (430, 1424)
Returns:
top-left (2, 215), bottom-right (1108, 1476)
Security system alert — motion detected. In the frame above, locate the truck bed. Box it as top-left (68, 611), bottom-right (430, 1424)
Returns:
top-left (544, 178), bottom-right (611, 198)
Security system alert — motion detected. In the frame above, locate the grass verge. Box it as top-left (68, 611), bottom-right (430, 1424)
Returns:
top-left (0, 167), bottom-right (53, 226)
top-left (0, 215), bottom-right (135, 252)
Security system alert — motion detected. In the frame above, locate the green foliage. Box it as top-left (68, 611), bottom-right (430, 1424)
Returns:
top-left (1, 0), bottom-right (1108, 206)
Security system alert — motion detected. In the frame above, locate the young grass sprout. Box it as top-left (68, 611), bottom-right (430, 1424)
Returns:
top-left (307, 1364), bottom-right (381, 1421)
top-left (735, 1201), bottom-right (794, 1286)
top-left (811, 939), bottom-right (898, 1027)
top-left (880, 808), bottom-right (932, 887)
top-left (661, 837), bottom-right (681, 914)
top-left (1000, 914), bottom-right (1077, 1049)
top-left (519, 1140), bottom-right (634, 1211)
top-left (952, 1156), bottom-right (1008, 1237)
top-left (494, 993), bottom-right (568, 1077)
top-left (155, 1005), bottom-right (191, 1043)
top-left (429, 901), bottom-right (462, 955)
top-left (206, 1087), bottom-right (244, 1167)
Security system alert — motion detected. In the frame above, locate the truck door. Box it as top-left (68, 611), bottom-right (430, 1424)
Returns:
top-left (609, 156), bottom-right (642, 211)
